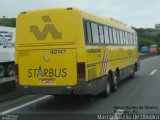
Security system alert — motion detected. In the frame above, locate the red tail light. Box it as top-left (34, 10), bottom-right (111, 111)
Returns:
top-left (15, 64), bottom-right (24, 89)
top-left (15, 64), bottom-right (19, 81)
top-left (77, 62), bottom-right (86, 80)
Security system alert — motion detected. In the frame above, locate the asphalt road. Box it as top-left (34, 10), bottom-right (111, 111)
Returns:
top-left (0, 56), bottom-right (160, 120)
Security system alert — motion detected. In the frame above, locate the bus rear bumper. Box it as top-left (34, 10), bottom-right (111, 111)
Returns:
top-left (23, 80), bottom-right (102, 95)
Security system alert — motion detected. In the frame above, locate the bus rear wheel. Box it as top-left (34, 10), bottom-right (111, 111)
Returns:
top-left (101, 75), bottom-right (111, 97)
top-left (130, 64), bottom-right (137, 78)
top-left (111, 72), bottom-right (119, 92)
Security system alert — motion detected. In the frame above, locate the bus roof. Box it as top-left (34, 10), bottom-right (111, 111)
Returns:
top-left (80, 9), bottom-right (136, 34)
top-left (25, 7), bottom-right (136, 34)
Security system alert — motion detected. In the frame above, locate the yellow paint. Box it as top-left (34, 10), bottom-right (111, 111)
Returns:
top-left (16, 8), bottom-right (139, 86)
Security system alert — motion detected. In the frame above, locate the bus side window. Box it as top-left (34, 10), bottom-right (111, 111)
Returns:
top-left (134, 34), bottom-right (136, 45)
top-left (109, 27), bottom-right (113, 44)
top-left (125, 32), bottom-right (128, 45)
top-left (127, 32), bottom-right (130, 45)
top-left (99, 25), bottom-right (105, 44)
top-left (84, 21), bottom-right (93, 44)
top-left (104, 26), bottom-right (110, 44)
top-left (136, 35), bottom-right (138, 45)
top-left (135, 34), bottom-right (137, 45)
top-left (91, 22), bottom-right (100, 44)
top-left (116, 29), bottom-right (120, 45)
top-left (135, 35), bottom-right (138, 46)
top-left (113, 28), bottom-right (117, 45)
top-left (130, 33), bottom-right (133, 45)
top-left (122, 31), bottom-right (126, 45)
top-left (134, 34), bottom-right (137, 45)
top-left (131, 34), bottom-right (134, 45)
top-left (119, 30), bottom-right (123, 45)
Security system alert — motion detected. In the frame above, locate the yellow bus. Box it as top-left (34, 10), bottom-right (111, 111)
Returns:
top-left (16, 7), bottom-right (139, 97)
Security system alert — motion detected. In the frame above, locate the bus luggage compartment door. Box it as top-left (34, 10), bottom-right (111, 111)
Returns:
top-left (18, 48), bottom-right (77, 86)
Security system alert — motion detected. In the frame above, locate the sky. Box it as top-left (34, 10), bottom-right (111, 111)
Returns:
top-left (0, 0), bottom-right (160, 28)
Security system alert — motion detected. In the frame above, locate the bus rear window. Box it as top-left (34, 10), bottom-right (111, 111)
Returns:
top-left (84, 21), bottom-right (92, 44)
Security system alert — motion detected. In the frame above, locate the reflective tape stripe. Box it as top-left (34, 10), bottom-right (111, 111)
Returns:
top-left (100, 51), bottom-right (108, 75)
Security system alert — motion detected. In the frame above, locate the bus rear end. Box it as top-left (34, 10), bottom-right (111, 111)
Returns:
top-left (16, 8), bottom-right (86, 95)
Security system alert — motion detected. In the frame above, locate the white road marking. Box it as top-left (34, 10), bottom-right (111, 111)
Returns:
top-left (150, 69), bottom-right (157, 76)
top-left (0, 95), bottom-right (51, 115)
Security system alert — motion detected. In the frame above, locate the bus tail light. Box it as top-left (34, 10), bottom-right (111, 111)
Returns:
top-left (77, 62), bottom-right (86, 80)
top-left (15, 64), bottom-right (19, 81)
top-left (15, 64), bottom-right (24, 89)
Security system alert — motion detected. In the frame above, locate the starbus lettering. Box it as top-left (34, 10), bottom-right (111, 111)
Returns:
top-left (28, 66), bottom-right (67, 78)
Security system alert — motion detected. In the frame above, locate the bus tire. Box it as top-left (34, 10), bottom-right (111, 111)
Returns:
top-left (6, 63), bottom-right (15, 77)
top-left (111, 72), bottom-right (119, 92)
top-left (130, 72), bottom-right (135, 78)
top-left (101, 75), bottom-right (111, 97)
top-left (130, 64), bottom-right (137, 78)
top-left (0, 64), bottom-right (5, 78)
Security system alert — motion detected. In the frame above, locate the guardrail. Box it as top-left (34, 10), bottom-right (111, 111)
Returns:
top-left (139, 53), bottom-right (159, 60)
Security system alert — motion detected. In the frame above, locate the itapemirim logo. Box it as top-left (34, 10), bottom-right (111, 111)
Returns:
top-left (30, 16), bottom-right (62, 40)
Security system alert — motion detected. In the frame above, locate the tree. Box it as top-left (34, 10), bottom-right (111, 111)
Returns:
top-left (134, 28), bottom-right (160, 49)
top-left (0, 17), bottom-right (16, 27)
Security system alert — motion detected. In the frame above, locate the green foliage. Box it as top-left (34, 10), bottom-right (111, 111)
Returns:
top-left (134, 28), bottom-right (160, 49)
top-left (0, 17), bottom-right (16, 27)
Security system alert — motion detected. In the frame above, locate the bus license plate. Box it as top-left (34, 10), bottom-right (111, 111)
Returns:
top-left (41, 79), bottom-right (53, 84)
